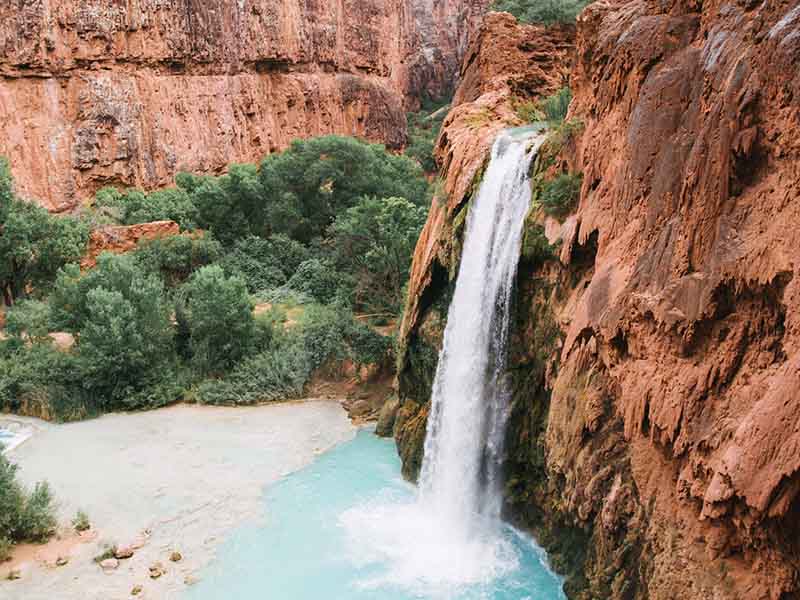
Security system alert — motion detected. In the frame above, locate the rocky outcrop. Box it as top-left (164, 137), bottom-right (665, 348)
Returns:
top-left (80, 220), bottom-right (180, 269)
top-left (395, 5), bottom-right (800, 599)
top-left (0, 0), bottom-right (489, 211)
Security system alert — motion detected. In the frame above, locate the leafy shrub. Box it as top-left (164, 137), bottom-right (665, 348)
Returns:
top-left (513, 99), bottom-right (544, 124)
top-left (0, 197), bottom-right (88, 306)
top-left (329, 196), bottom-right (427, 313)
top-left (179, 265), bottom-right (254, 376)
top-left (540, 173), bottom-right (583, 219)
top-left (0, 343), bottom-right (69, 416)
top-left (193, 163), bottom-right (265, 244)
top-left (4, 300), bottom-right (51, 345)
top-left (284, 259), bottom-right (351, 305)
top-left (259, 135), bottom-right (430, 242)
top-left (72, 510), bottom-right (91, 533)
top-left (540, 87), bottom-right (572, 126)
top-left (94, 186), bottom-right (199, 230)
top-left (521, 223), bottom-right (555, 265)
top-left (0, 449), bottom-right (57, 560)
top-left (49, 254), bottom-right (177, 412)
top-left (134, 234), bottom-right (223, 288)
top-left (220, 234), bottom-right (310, 294)
top-left (405, 99), bottom-right (449, 172)
top-left (491, 0), bottom-right (590, 25)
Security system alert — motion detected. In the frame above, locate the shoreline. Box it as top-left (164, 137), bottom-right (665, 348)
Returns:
top-left (0, 400), bottom-right (356, 599)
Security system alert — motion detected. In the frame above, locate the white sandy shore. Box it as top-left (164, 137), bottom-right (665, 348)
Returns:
top-left (0, 401), bottom-right (355, 600)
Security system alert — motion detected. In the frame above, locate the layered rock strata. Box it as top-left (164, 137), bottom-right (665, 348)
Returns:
top-left (0, 0), bottom-right (489, 211)
top-left (394, 5), bottom-right (800, 599)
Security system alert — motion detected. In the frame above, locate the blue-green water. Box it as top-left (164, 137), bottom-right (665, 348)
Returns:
top-left (186, 430), bottom-right (564, 600)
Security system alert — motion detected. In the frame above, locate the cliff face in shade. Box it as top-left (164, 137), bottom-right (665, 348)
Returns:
top-left (395, 5), bottom-right (800, 599)
top-left (0, 0), bottom-right (489, 211)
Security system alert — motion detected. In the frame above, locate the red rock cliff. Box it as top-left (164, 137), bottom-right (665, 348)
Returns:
top-left (395, 5), bottom-right (800, 599)
top-left (0, 0), bottom-right (489, 211)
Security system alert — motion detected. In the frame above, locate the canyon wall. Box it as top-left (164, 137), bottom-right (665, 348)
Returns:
top-left (394, 4), bottom-right (800, 599)
top-left (0, 0), bottom-right (489, 211)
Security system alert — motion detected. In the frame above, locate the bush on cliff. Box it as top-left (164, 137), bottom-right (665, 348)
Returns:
top-left (540, 173), bottom-right (583, 219)
top-left (492, 0), bottom-right (590, 25)
top-left (406, 98), bottom-right (450, 173)
top-left (0, 449), bottom-right (57, 561)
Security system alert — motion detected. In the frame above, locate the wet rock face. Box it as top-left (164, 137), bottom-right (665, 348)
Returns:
top-left (396, 4), bottom-right (800, 599)
top-left (0, 0), bottom-right (489, 211)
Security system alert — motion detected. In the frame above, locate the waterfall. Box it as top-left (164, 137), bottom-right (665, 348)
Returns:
top-left (419, 127), bottom-right (544, 536)
top-left (340, 128), bottom-right (551, 596)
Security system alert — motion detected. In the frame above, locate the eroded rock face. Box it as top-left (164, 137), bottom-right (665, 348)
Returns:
top-left (80, 220), bottom-right (180, 269)
top-left (396, 5), bottom-right (800, 599)
top-left (0, 0), bottom-right (489, 211)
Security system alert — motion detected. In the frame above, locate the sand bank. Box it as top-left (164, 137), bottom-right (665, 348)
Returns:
top-left (0, 401), bottom-right (355, 599)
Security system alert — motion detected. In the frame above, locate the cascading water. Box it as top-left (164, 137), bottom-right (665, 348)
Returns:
top-left (418, 127), bottom-right (544, 536)
top-left (336, 127), bottom-right (558, 597)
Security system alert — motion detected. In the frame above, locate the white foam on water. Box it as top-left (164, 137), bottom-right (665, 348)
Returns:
top-left (340, 129), bottom-right (545, 596)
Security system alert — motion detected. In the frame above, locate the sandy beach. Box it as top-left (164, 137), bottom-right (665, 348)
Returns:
top-left (0, 401), bottom-right (355, 600)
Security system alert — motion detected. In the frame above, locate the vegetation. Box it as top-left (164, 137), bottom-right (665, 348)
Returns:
top-left (0, 133), bottom-right (427, 418)
top-left (0, 448), bottom-right (58, 561)
top-left (71, 510), bottom-right (91, 533)
top-left (0, 160), bottom-right (89, 306)
top-left (405, 98), bottom-right (450, 173)
top-left (540, 173), bottom-right (583, 219)
top-left (540, 87), bottom-right (572, 126)
top-left (491, 0), bottom-right (591, 25)
top-left (179, 266), bottom-right (254, 376)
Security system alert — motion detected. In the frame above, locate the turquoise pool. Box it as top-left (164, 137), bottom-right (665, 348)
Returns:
top-left (185, 429), bottom-right (565, 600)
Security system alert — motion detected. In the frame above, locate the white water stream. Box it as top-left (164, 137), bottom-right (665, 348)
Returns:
top-left (341, 128), bottom-right (549, 596)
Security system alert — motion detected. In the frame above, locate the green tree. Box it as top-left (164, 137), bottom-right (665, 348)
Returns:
top-left (0, 199), bottom-right (89, 306)
top-left (193, 164), bottom-right (265, 244)
top-left (330, 196), bottom-right (427, 313)
top-left (134, 233), bottom-right (223, 288)
top-left (259, 136), bottom-right (430, 242)
top-left (220, 234), bottom-right (311, 294)
top-left (180, 265), bottom-right (254, 375)
top-left (49, 253), bottom-right (176, 410)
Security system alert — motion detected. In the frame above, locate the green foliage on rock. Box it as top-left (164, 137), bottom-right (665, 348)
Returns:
top-left (491, 0), bottom-right (590, 25)
top-left (179, 265), bottom-right (255, 376)
top-left (540, 173), bottom-right (582, 220)
top-left (95, 186), bottom-right (199, 230)
top-left (540, 87), bottom-right (572, 126)
top-left (405, 99), bottom-right (449, 173)
top-left (0, 449), bottom-right (57, 561)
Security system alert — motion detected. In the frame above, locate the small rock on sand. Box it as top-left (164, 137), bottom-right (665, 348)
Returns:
top-left (149, 562), bottom-right (165, 579)
top-left (6, 569), bottom-right (22, 581)
top-left (100, 558), bottom-right (119, 571)
top-left (169, 551), bottom-right (182, 563)
top-left (55, 557), bottom-right (69, 567)
top-left (115, 546), bottom-right (135, 559)
top-left (131, 584), bottom-right (143, 595)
